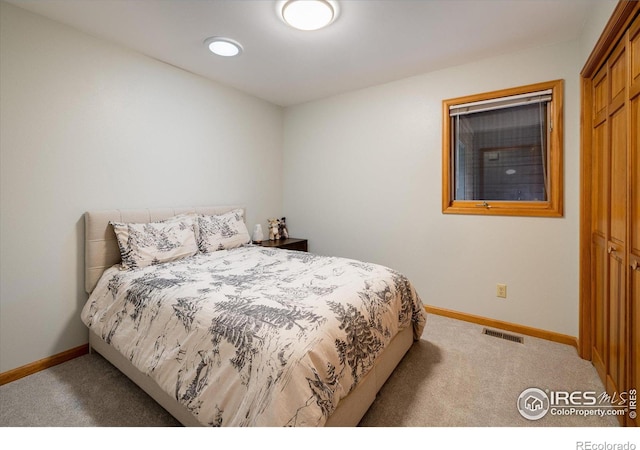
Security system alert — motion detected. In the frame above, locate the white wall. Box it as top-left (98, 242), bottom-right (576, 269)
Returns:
top-left (579, 0), bottom-right (618, 66)
top-left (283, 39), bottom-right (585, 337)
top-left (0, 2), bottom-right (283, 373)
top-left (0, 1), bottom-right (617, 374)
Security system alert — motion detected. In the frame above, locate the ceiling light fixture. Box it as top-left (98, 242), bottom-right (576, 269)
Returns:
top-left (204, 37), bottom-right (243, 57)
top-left (280, 0), bottom-right (338, 31)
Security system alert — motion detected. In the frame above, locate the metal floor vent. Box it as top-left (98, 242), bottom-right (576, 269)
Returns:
top-left (482, 328), bottom-right (524, 344)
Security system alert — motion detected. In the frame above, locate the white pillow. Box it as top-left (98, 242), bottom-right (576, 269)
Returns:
top-left (196, 209), bottom-right (250, 253)
top-left (110, 216), bottom-right (198, 270)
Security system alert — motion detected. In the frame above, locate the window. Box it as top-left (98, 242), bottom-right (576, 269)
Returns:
top-left (442, 80), bottom-right (563, 217)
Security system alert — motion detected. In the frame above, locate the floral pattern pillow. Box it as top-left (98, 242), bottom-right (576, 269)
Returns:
top-left (196, 209), bottom-right (250, 253)
top-left (110, 216), bottom-right (198, 270)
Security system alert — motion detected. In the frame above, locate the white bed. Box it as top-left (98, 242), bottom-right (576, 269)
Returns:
top-left (82, 206), bottom-right (426, 426)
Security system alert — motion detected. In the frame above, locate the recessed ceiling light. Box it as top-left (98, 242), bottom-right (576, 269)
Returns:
top-left (281, 0), bottom-right (338, 31)
top-left (204, 37), bottom-right (243, 57)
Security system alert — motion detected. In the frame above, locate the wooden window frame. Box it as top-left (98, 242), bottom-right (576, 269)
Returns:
top-left (442, 79), bottom-right (564, 217)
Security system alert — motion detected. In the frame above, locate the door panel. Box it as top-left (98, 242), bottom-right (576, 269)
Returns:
top-left (628, 56), bottom-right (639, 427)
top-left (592, 120), bottom-right (608, 237)
top-left (630, 17), bottom-right (640, 98)
top-left (630, 256), bottom-right (639, 427)
top-left (608, 96), bottom-right (626, 248)
top-left (627, 255), bottom-right (640, 427)
top-left (610, 43), bottom-right (627, 113)
top-left (592, 236), bottom-right (608, 383)
top-left (594, 66), bottom-right (608, 125)
top-left (583, 3), bottom-right (639, 428)
top-left (607, 38), bottom-right (628, 422)
top-left (607, 248), bottom-right (625, 396)
top-left (591, 66), bottom-right (609, 386)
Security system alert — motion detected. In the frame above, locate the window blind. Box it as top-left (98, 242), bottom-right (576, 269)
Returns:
top-left (449, 89), bottom-right (552, 117)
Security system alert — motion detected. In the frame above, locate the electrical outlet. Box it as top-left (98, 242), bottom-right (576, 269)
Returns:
top-left (497, 284), bottom-right (507, 298)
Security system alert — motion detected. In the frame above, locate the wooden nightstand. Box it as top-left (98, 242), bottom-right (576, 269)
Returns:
top-left (257, 238), bottom-right (308, 252)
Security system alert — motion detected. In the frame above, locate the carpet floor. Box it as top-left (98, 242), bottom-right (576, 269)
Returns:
top-left (0, 314), bottom-right (623, 428)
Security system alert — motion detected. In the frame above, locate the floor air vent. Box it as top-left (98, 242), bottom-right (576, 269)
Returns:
top-left (482, 328), bottom-right (524, 344)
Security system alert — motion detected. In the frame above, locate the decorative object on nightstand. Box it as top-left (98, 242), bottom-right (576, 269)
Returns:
top-left (259, 238), bottom-right (308, 252)
top-left (252, 224), bottom-right (264, 243)
top-left (268, 218), bottom-right (281, 240)
top-left (279, 217), bottom-right (289, 239)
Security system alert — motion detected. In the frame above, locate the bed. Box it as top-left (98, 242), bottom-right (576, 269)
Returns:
top-left (82, 206), bottom-right (426, 426)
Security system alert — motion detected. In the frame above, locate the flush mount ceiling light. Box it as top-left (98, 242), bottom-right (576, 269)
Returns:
top-left (280, 0), bottom-right (338, 31)
top-left (204, 37), bottom-right (243, 57)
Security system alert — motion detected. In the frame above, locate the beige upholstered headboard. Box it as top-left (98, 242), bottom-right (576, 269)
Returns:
top-left (84, 206), bottom-right (245, 294)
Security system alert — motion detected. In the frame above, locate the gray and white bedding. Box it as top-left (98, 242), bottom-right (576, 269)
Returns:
top-left (81, 245), bottom-right (426, 426)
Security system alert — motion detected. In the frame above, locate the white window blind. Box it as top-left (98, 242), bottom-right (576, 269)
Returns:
top-left (449, 89), bottom-right (553, 117)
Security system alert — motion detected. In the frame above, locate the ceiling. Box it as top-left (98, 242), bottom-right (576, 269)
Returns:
top-left (7, 0), bottom-right (601, 106)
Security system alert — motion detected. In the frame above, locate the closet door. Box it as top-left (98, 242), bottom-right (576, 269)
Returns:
top-left (582, 2), bottom-right (639, 428)
top-left (606, 38), bottom-right (628, 401)
top-left (591, 65), bottom-right (609, 384)
top-left (628, 17), bottom-right (639, 428)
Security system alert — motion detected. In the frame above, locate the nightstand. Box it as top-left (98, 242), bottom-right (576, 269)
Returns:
top-left (257, 238), bottom-right (308, 252)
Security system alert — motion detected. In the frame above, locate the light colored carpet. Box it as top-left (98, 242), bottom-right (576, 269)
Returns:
top-left (0, 346), bottom-right (180, 427)
top-left (360, 314), bottom-right (619, 427)
top-left (0, 314), bottom-right (621, 427)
